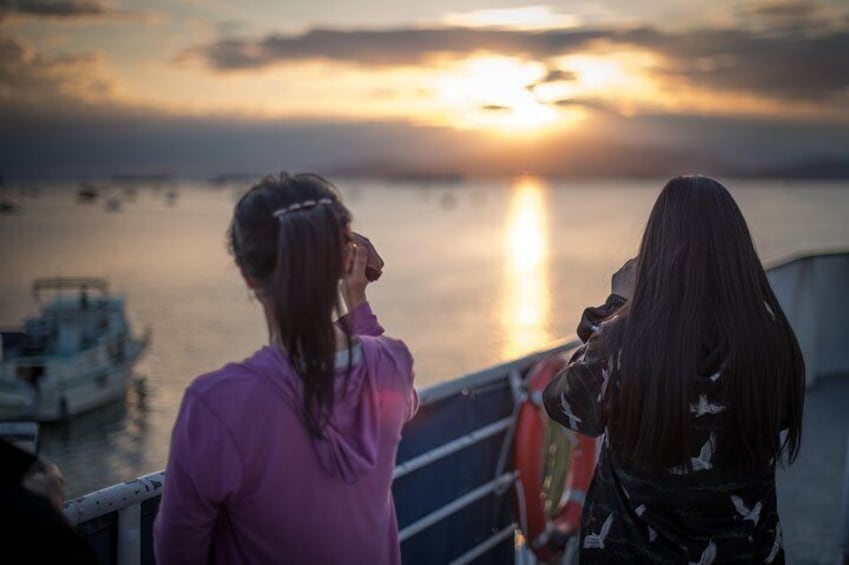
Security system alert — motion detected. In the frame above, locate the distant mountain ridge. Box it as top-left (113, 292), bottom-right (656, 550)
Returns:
top-left (740, 157), bottom-right (849, 180)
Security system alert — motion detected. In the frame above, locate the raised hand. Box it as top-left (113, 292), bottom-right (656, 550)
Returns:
top-left (342, 238), bottom-right (370, 311)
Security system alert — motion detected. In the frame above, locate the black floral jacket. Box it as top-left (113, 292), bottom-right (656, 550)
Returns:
top-left (543, 295), bottom-right (784, 564)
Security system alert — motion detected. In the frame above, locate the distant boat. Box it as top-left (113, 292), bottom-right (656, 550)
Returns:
top-left (77, 182), bottom-right (99, 203)
top-left (0, 174), bottom-right (19, 213)
top-left (105, 196), bottom-right (122, 212)
top-left (164, 188), bottom-right (178, 205)
top-left (208, 173), bottom-right (258, 186)
top-left (19, 185), bottom-right (40, 199)
top-left (0, 198), bottom-right (19, 214)
top-left (0, 277), bottom-right (149, 421)
top-left (111, 174), bottom-right (172, 184)
top-left (385, 172), bottom-right (466, 185)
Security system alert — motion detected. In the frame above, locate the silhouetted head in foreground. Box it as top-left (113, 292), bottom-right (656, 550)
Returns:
top-left (608, 175), bottom-right (805, 472)
top-left (229, 172), bottom-right (353, 438)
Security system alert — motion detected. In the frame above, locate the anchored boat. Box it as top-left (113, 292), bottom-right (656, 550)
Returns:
top-left (0, 277), bottom-right (149, 421)
top-left (60, 252), bottom-right (849, 564)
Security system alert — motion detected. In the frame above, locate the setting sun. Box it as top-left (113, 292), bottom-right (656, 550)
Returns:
top-left (426, 52), bottom-right (660, 133)
top-left (433, 57), bottom-right (566, 133)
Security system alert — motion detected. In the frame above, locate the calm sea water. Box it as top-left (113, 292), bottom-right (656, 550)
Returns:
top-left (1, 177), bottom-right (847, 497)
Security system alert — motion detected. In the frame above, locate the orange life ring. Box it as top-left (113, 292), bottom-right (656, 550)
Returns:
top-left (513, 353), bottom-right (599, 562)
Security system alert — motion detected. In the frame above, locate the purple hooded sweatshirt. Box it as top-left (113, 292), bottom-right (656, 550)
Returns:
top-left (154, 303), bottom-right (417, 564)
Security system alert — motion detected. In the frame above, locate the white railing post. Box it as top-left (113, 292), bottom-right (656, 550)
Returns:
top-left (117, 504), bottom-right (141, 565)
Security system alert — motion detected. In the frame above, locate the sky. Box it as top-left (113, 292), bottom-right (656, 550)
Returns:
top-left (1, 0), bottom-right (848, 179)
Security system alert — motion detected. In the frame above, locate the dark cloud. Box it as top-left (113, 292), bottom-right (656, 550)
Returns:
top-left (0, 0), bottom-right (159, 22)
top-left (10, 0), bottom-right (109, 17)
top-left (618, 26), bottom-right (849, 100)
top-left (527, 69), bottom-right (579, 97)
top-left (538, 69), bottom-right (578, 83)
top-left (185, 20), bottom-right (849, 102)
top-left (182, 27), bottom-right (605, 69)
top-left (2, 35), bottom-right (85, 95)
top-left (0, 34), bottom-right (123, 117)
top-left (550, 97), bottom-right (618, 115)
top-left (744, 0), bottom-right (821, 21)
top-left (480, 104), bottom-right (510, 112)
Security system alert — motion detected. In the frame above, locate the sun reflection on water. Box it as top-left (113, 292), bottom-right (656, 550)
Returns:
top-left (502, 176), bottom-right (553, 359)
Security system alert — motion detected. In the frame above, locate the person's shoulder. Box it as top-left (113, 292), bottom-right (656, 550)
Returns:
top-left (359, 335), bottom-right (414, 384)
top-left (360, 334), bottom-right (412, 364)
top-left (187, 363), bottom-right (252, 398)
top-left (185, 347), bottom-right (282, 406)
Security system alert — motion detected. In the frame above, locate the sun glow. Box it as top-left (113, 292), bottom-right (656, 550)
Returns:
top-left (133, 49), bottom-right (669, 133)
top-left (434, 57), bottom-right (565, 132)
top-left (136, 47), bottom-right (667, 132)
top-left (551, 51), bottom-right (662, 114)
top-left (502, 176), bottom-right (553, 359)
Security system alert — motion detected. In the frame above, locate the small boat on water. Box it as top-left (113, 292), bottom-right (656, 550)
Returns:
top-left (76, 182), bottom-right (99, 202)
top-left (0, 277), bottom-right (149, 421)
top-left (0, 197), bottom-right (20, 214)
top-left (104, 195), bottom-right (123, 212)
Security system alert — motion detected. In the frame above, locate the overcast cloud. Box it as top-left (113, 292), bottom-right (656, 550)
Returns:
top-left (1, 0), bottom-right (847, 178)
top-left (185, 22), bottom-right (849, 103)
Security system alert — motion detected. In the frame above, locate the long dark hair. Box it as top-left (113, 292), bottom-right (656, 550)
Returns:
top-left (229, 172), bottom-right (352, 439)
top-left (607, 176), bottom-right (805, 472)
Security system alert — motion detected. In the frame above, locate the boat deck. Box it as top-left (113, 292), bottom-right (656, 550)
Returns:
top-left (778, 372), bottom-right (849, 564)
top-left (54, 252), bottom-right (849, 564)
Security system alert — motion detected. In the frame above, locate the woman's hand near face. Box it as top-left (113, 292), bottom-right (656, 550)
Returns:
top-left (352, 232), bottom-right (383, 281)
top-left (342, 241), bottom-right (369, 310)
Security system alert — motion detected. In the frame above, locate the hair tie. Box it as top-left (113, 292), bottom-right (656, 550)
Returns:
top-left (272, 198), bottom-right (334, 218)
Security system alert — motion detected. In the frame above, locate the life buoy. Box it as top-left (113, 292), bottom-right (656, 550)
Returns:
top-left (513, 353), bottom-right (598, 562)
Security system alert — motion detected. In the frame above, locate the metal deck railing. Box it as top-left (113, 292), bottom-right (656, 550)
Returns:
top-left (63, 338), bottom-right (581, 565)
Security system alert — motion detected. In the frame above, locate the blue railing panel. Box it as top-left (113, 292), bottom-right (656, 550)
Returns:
top-left (401, 491), bottom-right (515, 564)
top-left (140, 496), bottom-right (161, 565)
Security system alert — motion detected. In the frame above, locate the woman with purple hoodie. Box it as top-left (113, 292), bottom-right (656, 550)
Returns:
top-left (154, 173), bottom-right (418, 564)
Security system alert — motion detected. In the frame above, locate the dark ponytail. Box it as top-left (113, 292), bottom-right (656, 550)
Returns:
top-left (229, 173), bottom-right (353, 438)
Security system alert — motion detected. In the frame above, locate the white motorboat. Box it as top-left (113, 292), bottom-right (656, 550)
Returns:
top-left (0, 277), bottom-right (149, 421)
